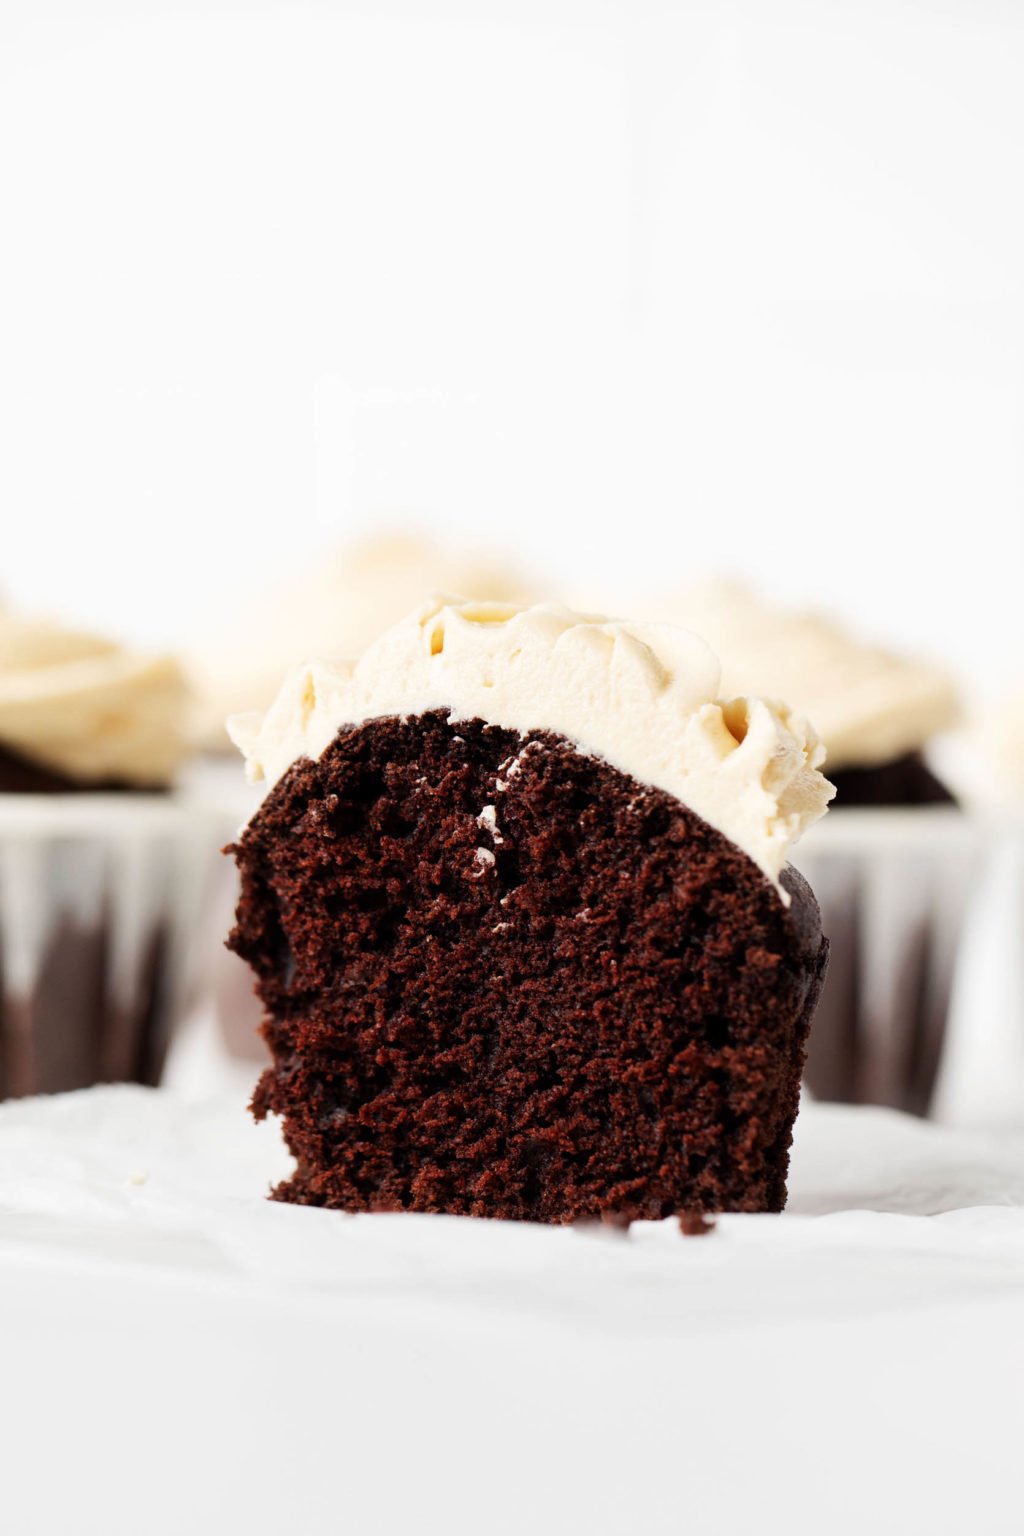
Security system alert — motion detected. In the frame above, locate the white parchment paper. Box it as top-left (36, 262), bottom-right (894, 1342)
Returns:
top-left (1, 1087), bottom-right (1022, 1536)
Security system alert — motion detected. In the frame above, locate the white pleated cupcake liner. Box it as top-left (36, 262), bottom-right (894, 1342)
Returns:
top-left (793, 808), bottom-right (1008, 1120)
top-left (174, 759), bottom-right (267, 1065)
top-left (932, 818), bottom-right (1024, 1128)
top-left (0, 796), bottom-right (213, 1098)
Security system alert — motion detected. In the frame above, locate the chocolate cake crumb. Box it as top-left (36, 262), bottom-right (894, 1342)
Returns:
top-left (229, 711), bottom-right (828, 1222)
top-left (679, 1211), bottom-right (717, 1237)
top-left (599, 1210), bottom-right (635, 1232)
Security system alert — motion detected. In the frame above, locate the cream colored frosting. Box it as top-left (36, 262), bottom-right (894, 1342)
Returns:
top-left (635, 582), bottom-right (958, 772)
top-left (936, 693), bottom-right (1024, 810)
top-left (0, 611), bottom-right (189, 787)
top-left (984, 698), bottom-right (1024, 805)
top-left (230, 598), bottom-right (834, 895)
top-left (189, 531), bottom-right (539, 750)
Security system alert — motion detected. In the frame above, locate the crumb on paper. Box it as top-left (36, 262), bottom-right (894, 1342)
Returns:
top-left (571, 1212), bottom-right (633, 1240)
top-left (679, 1211), bottom-right (716, 1237)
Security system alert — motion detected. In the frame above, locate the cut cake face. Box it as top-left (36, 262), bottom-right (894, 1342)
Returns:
top-left (228, 602), bottom-right (832, 1221)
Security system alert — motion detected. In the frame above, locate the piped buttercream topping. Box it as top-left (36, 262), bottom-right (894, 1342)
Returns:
top-left (229, 598), bottom-right (834, 895)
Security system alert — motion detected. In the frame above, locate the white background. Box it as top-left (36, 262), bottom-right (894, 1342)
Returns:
top-left (1, 0), bottom-right (1022, 689)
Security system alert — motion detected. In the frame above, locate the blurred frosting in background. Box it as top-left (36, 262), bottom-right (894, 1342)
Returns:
top-left (633, 580), bottom-right (959, 777)
top-left (186, 531), bottom-right (539, 751)
top-left (0, 608), bottom-right (189, 789)
top-left (936, 693), bottom-right (1024, 813)
top-left (984, 697), bottom-right (1024, 806)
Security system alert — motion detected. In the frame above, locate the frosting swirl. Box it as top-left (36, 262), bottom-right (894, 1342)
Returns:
top-left (229, 598), bottom-right (834, 895)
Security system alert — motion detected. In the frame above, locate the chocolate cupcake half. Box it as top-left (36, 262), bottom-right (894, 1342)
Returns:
top-left (228, 600), bottom-right (832, 1222)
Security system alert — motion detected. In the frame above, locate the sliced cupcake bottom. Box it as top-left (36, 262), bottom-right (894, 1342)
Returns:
top-left (230, 711), bottom-right (828, 1222)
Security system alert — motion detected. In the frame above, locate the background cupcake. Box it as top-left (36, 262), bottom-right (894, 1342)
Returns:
top-left (632, 580), bottom-right (969, 1116)
top-left (0, 607), bottom-right (199, 1098)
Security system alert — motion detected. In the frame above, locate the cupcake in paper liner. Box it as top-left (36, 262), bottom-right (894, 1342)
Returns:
top-left (0, 607), bottom-right (201, 1098)
top-left (634, 581), bottom-right (967, 1116)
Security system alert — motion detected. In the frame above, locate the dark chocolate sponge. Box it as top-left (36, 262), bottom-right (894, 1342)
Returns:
top-left (229, 712), bottom-right (828, 1222)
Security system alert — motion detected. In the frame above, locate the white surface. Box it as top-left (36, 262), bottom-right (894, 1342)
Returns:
top-left (2, 1086), bottom-right (1023, 1535)
top-left (1, 1), bottom-right (1022, 690)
